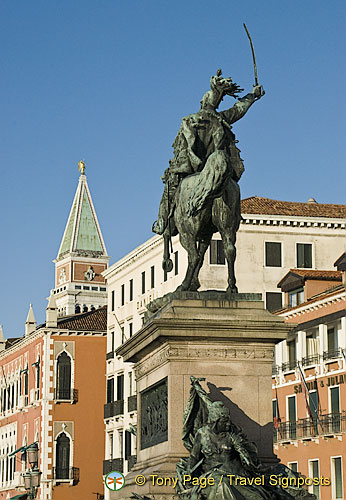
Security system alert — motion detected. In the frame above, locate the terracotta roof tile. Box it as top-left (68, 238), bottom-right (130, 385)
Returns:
top-left (57, 306), bottom-right (107, 331)
top-left (286, 269), bottom-right (342, 280)
top-left (241, 196), bottom-right (346, 218)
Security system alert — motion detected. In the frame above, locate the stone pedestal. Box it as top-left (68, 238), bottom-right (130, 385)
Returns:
top-left (111, 294), bottom-right (292, 499)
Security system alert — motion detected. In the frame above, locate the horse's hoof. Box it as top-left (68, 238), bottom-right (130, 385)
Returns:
top-left (162, 259), bottom-right (173, 272)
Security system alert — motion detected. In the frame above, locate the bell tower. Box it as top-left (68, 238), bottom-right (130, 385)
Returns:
top-left (52, 162), bottom-right (109, 316)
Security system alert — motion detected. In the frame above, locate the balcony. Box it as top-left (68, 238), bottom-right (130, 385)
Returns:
top-left (275, 413), bottom-right (346, 442)
top-left (103, 458), bottom-right (123, 475)
top-left (106, 351), bottom-right (114, 360)
top-left (323, 348), bottom-right (342, 362)
top-left (301, 354), bottom-right (320, 367)
top-left (53, 466), bottom-right (80, 483)
top-left (54, 388), bottom-right (78, 403)
top-left (320, 412), bottom-right (346, 435)
top-left (128, 395), bottom-right (137, 412)
top-left (297, 417), bottom-right (319, 439)
top-left (281, 361), bottom-right (297, 373)
top-left (104, 400), bottom-right (124, 419)
top-left (276, 421), bottom-right (297, 441)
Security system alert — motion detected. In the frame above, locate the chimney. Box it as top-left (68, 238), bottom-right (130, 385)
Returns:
top-left (25, 304), bottom-right (36, 336)
top-left (46, 294), bottom-right (58, 328)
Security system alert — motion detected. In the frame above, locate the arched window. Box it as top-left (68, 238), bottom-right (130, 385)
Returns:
top-left (82, 305), bottom-right (88, 313)
top-left (90, 305), bottom-right (95, 311)
top-left (75, 304), bottom-right (81, 314)
top-left (56, 352), bottom-right (71, 400)
top-left (56, 432), bottom-right (70, 479)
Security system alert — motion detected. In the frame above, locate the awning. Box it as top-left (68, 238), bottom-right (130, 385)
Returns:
top-left (9, 494), bottom-right (27, 500)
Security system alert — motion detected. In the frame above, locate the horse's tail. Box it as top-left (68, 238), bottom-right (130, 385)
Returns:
top-left (186, 150), bottom-right (229, 216)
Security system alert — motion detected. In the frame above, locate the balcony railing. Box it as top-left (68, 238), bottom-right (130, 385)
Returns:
top-left (128, 395), bottom-right (137, 412)
top-left (104, 400), bottom-right (124, 419)
top-left (320, 412), bottom-right (346, 434)
top-left (103, 458), bottom-right (123, 475)
top-left (106, 351), bottom-right (114, 360)
top-left (297, 417), bottom-right (319, 439)
top-left (301, 354), bottom-right (320, 367)
top-left (323, 349), bottom-right (342, 361)
top-left (281, 361), bottom-right (297, 373)
top-left (54, 388), bottom-right (78, 403)
top-left (275, 413), bottom-right (346, 442)
top-left (53, 466), bottom-right (80, 483)
top-left (277, 421), bottom-right (297, 440)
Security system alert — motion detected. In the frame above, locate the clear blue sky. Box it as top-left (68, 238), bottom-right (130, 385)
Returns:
top-left (0, 1), bottom-right (345, 337)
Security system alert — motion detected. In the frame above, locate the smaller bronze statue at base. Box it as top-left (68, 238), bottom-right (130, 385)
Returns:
top-left (175, 377), bottom-right (316, 500)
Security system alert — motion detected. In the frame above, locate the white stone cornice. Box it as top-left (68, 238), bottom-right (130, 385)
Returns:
top-left (281, 290), bottom-right (346, 320)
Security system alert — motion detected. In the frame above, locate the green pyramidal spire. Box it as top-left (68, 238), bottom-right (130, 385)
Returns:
top-left (57, 164), bottom-right (107, 260)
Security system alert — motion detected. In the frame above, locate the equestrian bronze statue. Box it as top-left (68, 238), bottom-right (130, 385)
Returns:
top-left (153, 69), bottom-right (264, 292)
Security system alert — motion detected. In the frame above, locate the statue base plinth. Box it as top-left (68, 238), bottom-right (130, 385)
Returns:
top-left (111, 295), bottom-right (291, 499)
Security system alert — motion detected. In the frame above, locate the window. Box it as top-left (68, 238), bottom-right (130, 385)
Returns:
top-left (129, 279), bottom-right (133, 302)
top-left (125, 430), bottom-right (132, 460)
top-left (141, 272), bottom-right (145, 294)
top-left (265, 242), bottom-right (282, 267)
top-left (306, 330), bottom-right (319, 358)
top-left (210, 239), bottom-right (225, 265)
top-left (56, 352), bottom-right (71, 400)
top-left (174, 251), bottom-right (179, 275)
top-left (75, 285), bottom-right (81, 290)
top-left (288, 288), bottom-right (304, 307)
top-left (297, 243), bottom-right (312, 268)
top-left (75, 304), bottom-right (81, 314)
top-left (121, 326), bottom-right (125, 344)
top-left (332, 457), bottom-right (343, 499)
top-left (327, 327), bottom-right (338, 355)
top-left (24, 369), bottom-right (29, 406)
top-left (56, 432), bottom-right (70, 479)
top-left (100, 287), bottom-right (106, 291)
top-left (309, 460), bottom-right (320, 499)
top-left (129, 322), bottom-right (133, 337)
top-left (106, 378), bottom-right (114, 403)
top-left (91, 286), bottom-right (98, 291)
top-left (288, 395), bottom-right (296, 439)
top-left (83, 286), bottom-right (90, 290)
top-left (266, 292), bottom-right (282, 313)
top-left (111, 290), bottom-right (115, 311)
top-left (82, 305), bottom-right (88, 313)
top-left (287, 340), bottom-right (296, 369)
top-left (117, 374), bottom-right (124, 401)
top-left (110, 331), bottom-right (115, 352)
top-left (288, 462), bottom-right (298, 473)
top-left (151, 266), bottom-right (155, 288)
top-left (121, 284), bottom-right (125, 306)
